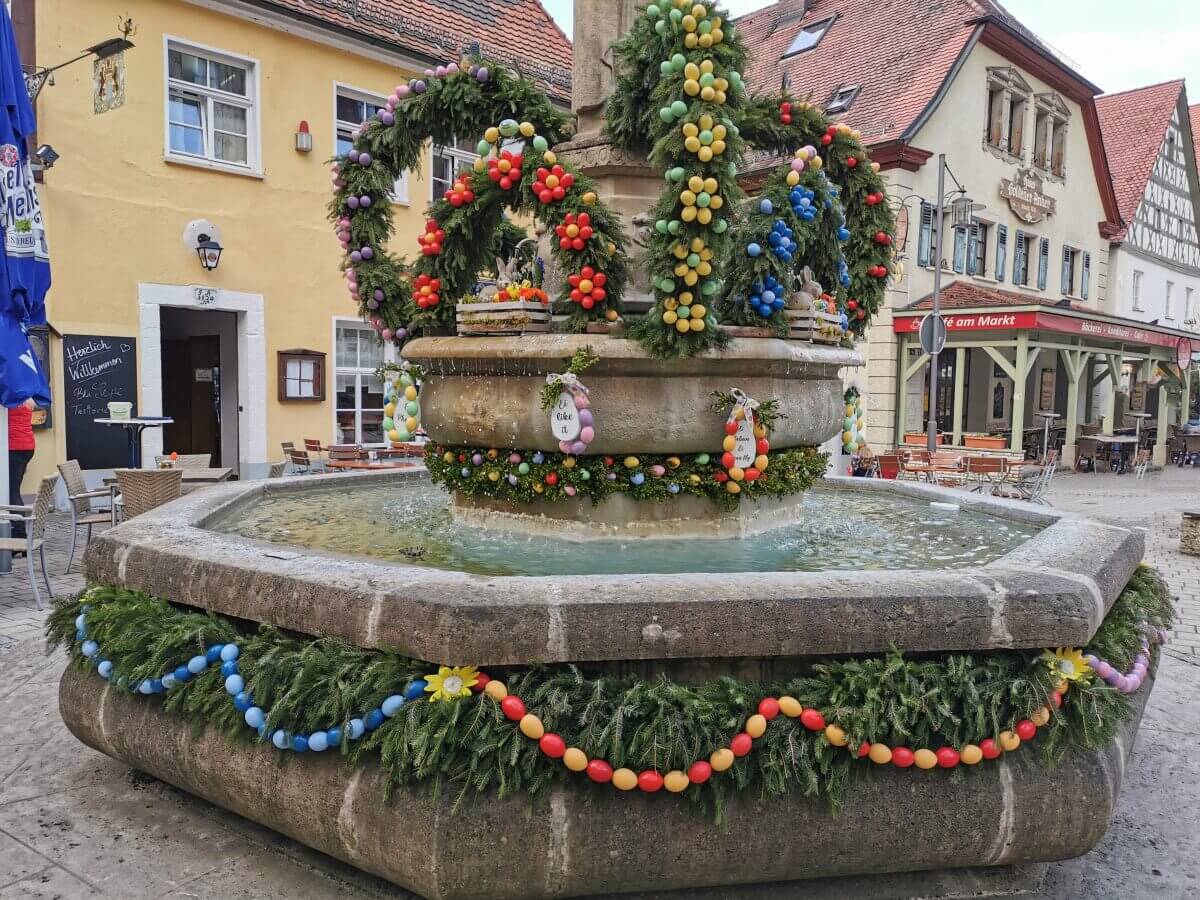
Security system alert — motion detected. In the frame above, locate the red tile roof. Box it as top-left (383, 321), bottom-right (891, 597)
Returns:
top-left (902, 280), bottom-right (1055, 311)
top-left (1095, 80), bottom-right (1185, 233)
top-left (1191, 103), bottom-right (1200, 169)
top-left (254, 0), bottom-right (572, 102)
top-left (737, 0), bottom-right (983, 148)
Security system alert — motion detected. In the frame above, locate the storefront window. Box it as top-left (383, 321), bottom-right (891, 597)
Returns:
top-left (334, 322), bottom-right (392, 443)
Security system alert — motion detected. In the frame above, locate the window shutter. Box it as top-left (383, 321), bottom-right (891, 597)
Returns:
top-left (1014, 230), bottom-right (1025, 283)
top-left (1081, 252), bottom-right (1090, 299)
top-left (966, 223), bottom-right (979, 275)
top-left (953, 226), bottom-right (968, 273)
top-left (996, 225), bottom-right (1008, 282)
top-left (1037, 238), bottom-right (1049, 290)
top-left (917, 202), bottom-right (934, 267)
top-left (1060, 246), bottom-right (1071, 294)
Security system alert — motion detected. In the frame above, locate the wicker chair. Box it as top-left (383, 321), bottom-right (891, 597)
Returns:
top-left (154, 453), bottom-right (212, 469)
top-left (268, 460), bottom-right (287, 478)
top-left (57, 460), bottom-right (114, 574)
top-left (0, 476), bottom-right (57, 609)
top-left (114, 469), bottom-right (183, 519)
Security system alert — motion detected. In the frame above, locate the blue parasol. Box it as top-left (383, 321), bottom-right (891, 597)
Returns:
top-left (0, 1), bottom-right (51, 407)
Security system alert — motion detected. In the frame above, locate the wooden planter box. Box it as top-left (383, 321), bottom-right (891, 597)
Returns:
top-left (963, 434), bottom-right (1007, 450)
top-left (903, 432), bottom-right (943, 445)
top-left (456, 300), bottom-right (550, 336)
top-left (783, 306), bottom-right (844, 345)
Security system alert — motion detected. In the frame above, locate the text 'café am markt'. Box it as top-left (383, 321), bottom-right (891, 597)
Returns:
top-left (739, 0), bottom-right (1200, 467)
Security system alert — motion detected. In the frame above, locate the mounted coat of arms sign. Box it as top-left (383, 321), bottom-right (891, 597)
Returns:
top-left (999, 167), bottom-right (1057, 224)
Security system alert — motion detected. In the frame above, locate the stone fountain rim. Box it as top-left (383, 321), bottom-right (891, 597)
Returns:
top-left (80, 469), bottom-right (1144, 666)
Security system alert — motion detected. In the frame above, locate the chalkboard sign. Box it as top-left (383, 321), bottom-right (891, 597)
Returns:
top-left (62, 334), bottom-right (137, 469)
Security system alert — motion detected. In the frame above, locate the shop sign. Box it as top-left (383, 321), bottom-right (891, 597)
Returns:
top-left (999, 168), bottom-right (1057, 224)
top-left (894, 309), bottom-right (1187, 350)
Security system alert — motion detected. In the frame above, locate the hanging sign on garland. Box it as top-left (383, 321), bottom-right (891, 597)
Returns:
top-left (732, 409), bottom-right (757, 468)
top-left (545, 372), bottom-right (595, 455)
top-left (715, 388), bottom-right (773, 494)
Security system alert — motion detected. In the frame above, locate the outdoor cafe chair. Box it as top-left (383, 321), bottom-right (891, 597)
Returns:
top-left (1074, 438), bottom-right (1105, 473)
top-left (1132, 449), bottom-right (1152, 480)
top-left (964, 455), bottom-right (1009, 493)
top-left (876, 453), bottom-right (902, 480)
top-left (57, 459), bottom-right (115, 574)
top-left (114, 469), bottom-right (183, 520)
top-left (287, 448), bottom-right (318, 474)
top-left (0, 476), bottom-right (57, 609)
top-left (153, 453), bottom-right (212, 469)
top-left (303, 439), bottom-right (329, 471)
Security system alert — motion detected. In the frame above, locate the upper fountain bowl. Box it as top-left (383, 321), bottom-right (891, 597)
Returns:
top-left (402, 333), bottom-right (862, 454)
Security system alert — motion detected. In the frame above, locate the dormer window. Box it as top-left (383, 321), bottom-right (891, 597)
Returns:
top-left (1033, 93), bottom-right (1069, 178)
top-left (984, 67), bottom-right (1031, 160)
top-left (825, 85), bottom-right (859, 115)
top-left (784, 16), bottom-right (834, 56)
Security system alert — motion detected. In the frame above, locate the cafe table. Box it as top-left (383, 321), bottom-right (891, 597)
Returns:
top-left (93, 417), bottom-right (174, 468)
top-left (1092, 434), bottom-right (1139, 474)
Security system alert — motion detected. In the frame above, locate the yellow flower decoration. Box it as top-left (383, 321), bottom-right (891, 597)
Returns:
top-left (1044, 648), bottom-right (1090, 682)
top-left (423, 665), bottom-right (480, 702)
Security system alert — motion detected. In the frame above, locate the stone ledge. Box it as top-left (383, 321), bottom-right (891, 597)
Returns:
top-left (80, 473), bottom-right (1142, 667)
top-left (59, 664), bottom-right (1151, 900)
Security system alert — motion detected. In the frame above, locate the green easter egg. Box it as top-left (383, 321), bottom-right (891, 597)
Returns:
top-left (655, 219), bottom-right (669, 234)
top-left (399, 373), bottom-right (414, 386)
top-left (711, 219), bottom-right (728, 234)
top-left (696, 192), bottom-right (711, 207)
top-left (382, 417), bottom-right (394, 431)
top-left (654, 19), bottom-right (668, 35)
top-left (669, 9), bottom-right (683, 23)
top-left (659, 106), bottom-right (675, 123)
top-left (696, 453), bottom-right (710, 465)
top-left (677, 305), bottom-right (691, 318)
top-left (667, 220), bottom-right (682, 234)
top-left (671, 52), bottom-right (686, 67)
top-left (498, 118), bottom-right (519, 137)
top-left (699, 73), bottom-right (714, 87)
top-left (396, 429), bottom-right (411, 441)
top-left (670, 101), bottom-right (688, 118)
top-left (686, 252), bottom-right (700, 267)
top-left (406, 401), bottom-right (420, 416)
top-left (579, 469), bottom-right (591, 480)
top-left (699, 130), bottom-right (713, 145)
top-left (476, 139), bottom-right (491, 155)
top-left (532, 135), bottom-right (549, 151)
top-left (518, 462), bottom-right (530, 475)
top-left (646, 4), bottom-right (660, 16)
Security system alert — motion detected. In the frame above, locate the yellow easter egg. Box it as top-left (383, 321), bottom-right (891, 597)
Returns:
top-left (745, 713), bottom-right (767, 738)
top-left (689, 318), bottom-right (705, 331)
top-left (405, 385), bottom-right (418, 401)
top-left (754, 424), bottom-right (766, 439)
top-left (533, 482), bottom-right (544, 493)
top-left (688, 473), bottom-right (701, 484)
top-left (824, 724), bottom-right (849, 746)
top-left (543, 150), bottom-right (557, 165)
top-left (605, 308), bottom-right (619, 321)
top-left (691, 3), bottom-right (706, 17)
top-left (519, 714), bottom-right (544, 740)
top-left (662, 310), bottom-right (679, 325)
top-left (406, 416), bottom-right (419, 432)
top-left (697, 146), bottom-right (713, 162)
top-left (729, 467), bottom-right (745, 482)
top-left (871, 161), bottom-right (881, 173)
top-left (698, 33), bottom-right (712, 47)
top-left (710, 27), bottom-right (723, 43)
top-left (563, 456), bottom-right (576, 469)
top-left (385, 402), bottom-right (397, 417)
top-left (700, 60), bottom-right (714, 74)
top-left (473, 158), bottom-right (486, 173)
top-left (612, 768), bottom-right (638, 791)
top-left (709, 747), bottom-right (734, 771)
top-left (484, 680), bottom-right (508, 700)
top-left (684, 62), bottom-right (700, 80)
top-left (443, 451), bottom-right (455, 463)
top-left (666, 456), bottom-right (681, 468)
top-left (696, 208), bottom-right (712, 224)
top-left (675, 318), bottom-right (690, 333)
top-left (913, 749), bottom-right (938, 769)
top-left (868, 743), bottom-right (892, 765)
top-left (487, 470), bottom-right (499, 482)
top-left (518, 120), bottom-right (535, 137)
top-left (725, 481), bottom-right (741, 494)
top-left (723, 435), bottom-right (737, 452)
top-left (711, 140), bottom-right (726, 155)
top-left (999, 731), bottom-right (1021, 751)
top-left (680, 190), bottom-right (697, 206)
top-left (582, 191), bottom-right (597, 205)
top-left (690, 303), bottom-right (707, 318)
top-left (388, 430), bottom-right (401, 442)
top-left (624, 456), bottom-right (640, 469)
top-left (707, 196), bottom-right (722, 210)
top-left (684, 32), bottom-right (698, 48)
top-left (563, 748), bottom-right (588, 772)
top-left (733, 406), bottom-right (745, 421)
top-left (681, 205), bottom-right (698, 222)
top-left (754, 454), bottom-right (769, 471)
top-left (700, 86), bottom-right (715, 102)
top-left (960, 744), bottom-right (983, 765)
top-left (682, 122), bottom-right (699, 137)
top-left (1031, 707), bottom-right (1051, 727)
top-left (684, 79), bottom-right (700, 96)
top-left (682, 13), bottom-right (697, 30)
top-left (665, 296), bottom-right (680, 309)
top-left (484, 126), bottom-right (500, 143)
top-left (688, 175), bottom-right (704, 192)
top-left (786, 170), bottom-right (800, 186)
top-left (699, 114), bottom-right (714, 130)
top-left (664, 770), bottom-right (690, 792)
top-left (776, 696), bottom-right (801, 718)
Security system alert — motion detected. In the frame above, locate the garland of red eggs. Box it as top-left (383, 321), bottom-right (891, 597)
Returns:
top-left (714, 392), bottom-right (769, 494)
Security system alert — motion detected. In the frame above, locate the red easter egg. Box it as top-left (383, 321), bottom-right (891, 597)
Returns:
top-left (800, 708), bottom-right (825, 731)
top-left (604, 456), bottom-right (615, 466)
top-left (559, 238), bottom-right (572, 250)
top-left (638, 770), bottom-right (664, 792)
top-left (539, 733), bottom-right (566, 758)
top-left (856, 741), bottom-right (870, 758)
top-left (821, 134), bottom-right (832, 145)
top-left (582, 266), bottom-right (594, 278)
top-left (730, 733), bottom-right (753, 757)
top-left (545, 472), bottom-right (559, 486)
top-left (756, 438), bottom-right (769, 454)
top-left (500, 696), bottom-right (526, 721)
top-left (744, 468), bottom-right (760, 481)
top-left (714, 471), bottom-right (729, 483)
top-left (586, 759), bottom-right (613, 783)
top-left (688, 761), bottom-right (713, 784)
top-left (892, 747), bottom-right (915, 768)
top-left (1015, 719), bottom-right (1036, 741)
top-left (472, 673), bottom-right (491, 692)
top-left (721, 452), bottom-right (735, 469)
top-left (847, 156), bottom-right (858, 168)
top-left (1050, 691), bottom-right (1063, 708)
top-left (979, 738), bottom-right (1001, 759)
top-left (758, 698), bottom-right (780, 720)
top-left (539, 190), bottom-right (553, 204)
top-left (936, 747), bottom-right (960, 768)
top-left (725, 421), bottom-right (738, 435)
top-left (594, 273), bottom-right (607, 286)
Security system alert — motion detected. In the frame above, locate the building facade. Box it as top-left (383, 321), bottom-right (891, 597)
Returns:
top-left (12, 0), bottom-right (570, 488)
top-left (739, 0), bottom-right (1198, 463)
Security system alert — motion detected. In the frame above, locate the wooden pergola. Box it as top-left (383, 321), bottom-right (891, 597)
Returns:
top-left (892, 305), bottom-right (1197, 466)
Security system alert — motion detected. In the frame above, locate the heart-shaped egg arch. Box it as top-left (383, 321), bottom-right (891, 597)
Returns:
top-left (329, 60), bottom-right (630, 350)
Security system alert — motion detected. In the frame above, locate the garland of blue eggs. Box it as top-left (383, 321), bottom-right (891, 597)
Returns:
top-left (747, 275), bottom-right (785, 318)
top-left (74, 608), bottom-right (429, 754)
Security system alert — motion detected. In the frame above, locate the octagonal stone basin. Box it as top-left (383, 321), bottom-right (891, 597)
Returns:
top-left (80, 469), bottom-right (1143, 669)
top-left (402, 334), bottom-right (862, 454)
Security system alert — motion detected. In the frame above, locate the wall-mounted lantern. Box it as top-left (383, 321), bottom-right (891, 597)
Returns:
top-left (295, 120), bottom-right (313, 153)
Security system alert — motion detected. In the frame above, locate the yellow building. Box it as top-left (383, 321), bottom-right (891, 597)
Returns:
top-left (15, 0), bottom-right (571, 485)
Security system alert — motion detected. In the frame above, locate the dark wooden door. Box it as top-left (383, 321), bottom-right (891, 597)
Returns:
top-left (161, 336), bottom-right (221, 464)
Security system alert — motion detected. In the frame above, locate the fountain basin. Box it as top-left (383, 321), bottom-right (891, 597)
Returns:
top-left (80, 470), bottom-right (1143, 669)
top-left (402, 334), bottom-right (861, 454)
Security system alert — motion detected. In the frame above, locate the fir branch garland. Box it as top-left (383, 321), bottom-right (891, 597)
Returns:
top-left (539, 347), bottom-right (600, 410)
top-left (48, 568), bottom-right (1173, 823)
top-left (708, 391), bottom-right (784, 434)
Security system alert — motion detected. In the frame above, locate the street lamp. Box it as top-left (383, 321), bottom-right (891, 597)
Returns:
top-left (196, 236), bottom-right (223, 271)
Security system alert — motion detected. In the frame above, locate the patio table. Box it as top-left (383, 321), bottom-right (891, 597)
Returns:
top-left (1093, 435), bottom-right (1139, 474)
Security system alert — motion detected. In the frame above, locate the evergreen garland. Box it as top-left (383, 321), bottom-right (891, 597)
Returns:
top-left (48, 568), bottom-right (1173, 823)
top-left (424, 444), bottom-right (827, 511)
top-left (539, 346), bottom-right (600, 410)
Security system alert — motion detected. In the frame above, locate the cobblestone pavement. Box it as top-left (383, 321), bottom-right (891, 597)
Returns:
top-left (0, 514), bottom-right (89, 648)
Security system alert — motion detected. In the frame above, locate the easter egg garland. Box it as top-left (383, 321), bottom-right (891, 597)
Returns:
top-left (380, 361), bottom-right (423, 443)
top-left (842, 386), bottom-right (864, 455)
top-left (711, 388), bottom-right (774, 493)
top-left (541, 348), bottom-right (600, 455)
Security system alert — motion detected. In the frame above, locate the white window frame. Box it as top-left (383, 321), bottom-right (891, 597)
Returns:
top-left (333, 82), bottom-right (409, 205)
top-left (332, 317), bottom-right (397, 445)
top-left (430, 137), bottom-right (479, 204)
top-left (784, 16), bottom-right (836, 56)
top-left (825, 85), bottom-right (859, 115)
top-left (1132, 269), bottom-right (1144, 311)
top-left (1165, 280), bottom-right (1176, 320)
top-left (163, 36), bottom-right (262, 177)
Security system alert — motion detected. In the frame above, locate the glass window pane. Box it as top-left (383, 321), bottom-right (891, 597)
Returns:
top-left (362, 374), bottom-right (384, 409)
top-left (336, 94), bottom-right (366, 124)
top-left (169, 93), bottom-right (203, 127)
top-left (335, 373), bottom-right (357, 409)
top-left (214, 131), bottom-right (247, 164)
top-left (362, 411), bottom-right (384, 444)
top-left (358, 331), bottom-right (384, 369)
top-left (336, 410), bottom-right (357, 443)
top-left (170, 124), bottom-right (204, 156)
top-left (213, 102), bottom-right (246, 135)
top-left (286, 359), bottom-right (300, 379)
top-left (169, 49), bottom-right (208, 86)
top-left (336, 327), bottom-right (358, 367)
top-left (336, 132), bottom-right (354, 156)
top-left (210, 60), bottom-right (246, 95)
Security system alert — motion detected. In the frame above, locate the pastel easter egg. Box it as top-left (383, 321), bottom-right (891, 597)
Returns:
top-left (570, 441), bottom-right (587, 455)
top-left (564, 485), bottom-right (577, 496)
top-left (649, 465), bottom-right (666, 477)
top-left (578, 409), bottom-right (594, 427)
top-left (579, 426), bottom-right (595, 444)
top-left (573, 393), bottom-right (590, 410)
top-left (559, 440), bottom-right (573, 454)
top-left (509, 453), bottom-right (522, 464)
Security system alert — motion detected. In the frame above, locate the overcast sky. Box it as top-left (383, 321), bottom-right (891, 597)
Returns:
top-left (541, 0), bottom-right (1200, 98)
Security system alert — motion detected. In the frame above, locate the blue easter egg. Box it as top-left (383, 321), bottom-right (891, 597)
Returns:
top-left (365, 708), bottom-right (385, 730)
top-left (225, 674), bottom-right (245, 695)
top-left (532, 452), bottom-right (545, 464)
top-left (404, 679), bottom-right (428, 700)
top-left (98, 660), bottom-right (113, 679)
top-left (234, 691), bottom-right (254, 712)
top-left (187, 655), bottom-right (208, 674)
top-left (668, 484), bottom-right (681, 494)
top-left (327, 726), bottom-right (343, 746)
top-left (206, 645), bottom-right (224, 663)
top-left (220, 660), bottom-right (239, 677)
top-left (308, 731), bottom-right (329, 752)
top-left (81, 640), bottom-right (99, 658)
top-left (762, 290), bottom-right (776, 303)
top-left (272, 729), bottom-right (290, 750)
top-left (292, 735), bottom-right (309, 753)
top-left (759, 199), bottom-right (773, 214)
top-left (348, 718), bottom-right (366, 740)
top-left (768, 232), bottom-right (781, 247)
top-left (460, 467), bottom-right (470, 477)
top-left (772, 298), bottom-right (785, 311)
top-left (746, 243), bottom-right (761, 257)
top-left (173, 666), bottom-right (191, 683)
top-left (631, 473), bottom-right (645, 485)
top-left (382, 695), bottom-right (405, 717)
top-left (75, 613), bottom-right (87, 632)
top-left (76, 628), bottom-right (86, 641)
top-left (245, 707), bottom-right (265, 729)
top-left (138, 680), bottom-right (153, 694)
top-left (220, 645), bottom-right (240, 662)
top-left (838, 228), bottom-right (851, 241)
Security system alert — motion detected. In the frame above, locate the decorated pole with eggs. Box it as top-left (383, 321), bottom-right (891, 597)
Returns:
top-left (381, 362), bottom-right (423, 444)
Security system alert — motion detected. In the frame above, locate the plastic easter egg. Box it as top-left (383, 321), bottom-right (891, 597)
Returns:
top-left (518, 462), bottom-right (530, 475)
top-left (709, 748), bottom-right (734, 772)
top-left (729, 733), bottom-right (753, 757)
top-left (891, 747), bottom-right (915, 768)
top-left (638, 770), bottom-right (664, 792)
top-left (612, 767), bottom-right (638, 791)
top-left (868, 743), bottom-right (892, 764)
top-left (563, 748), bottom-right (588, 772)
top-left (913, 749), bottom-right (938, 769)
top-left (998, 730), bottom-right (1021, 751)
top-left (959, 744), bottom-right (983, 765)
top-left (664, 770), bottom-right (689, 793)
